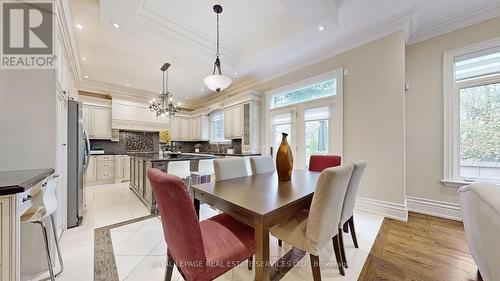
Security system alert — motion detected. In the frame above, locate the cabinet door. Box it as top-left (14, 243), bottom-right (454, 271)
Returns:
top-left (130, 157), bottom-right (135, 187)
top-left (232, 105), bottom-right (243, 138)
top-left (82, 105), bottom-right (92, 135)
top-left (123, 156), bottom-right (130, 181)
top-left (138, 160), bottom-right (144, 194)
top-left (179, 118), bottom-right (191, 141)
top-left (97, 161), bottom-right (114, 181)
top-left (144, 161), bottom-right (153, 203)
top-left (224, 107), bottom-right (233, 139)
top-left (115, 156), bottom-right (124, 179)
top-left (91, 107), bottom-right (111, 139)
top-left (191, 117), bottom-right (201, 140)
top-left (84, 156), bottom-right (97, 183)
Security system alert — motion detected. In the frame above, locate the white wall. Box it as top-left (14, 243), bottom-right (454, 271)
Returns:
top-left (0, 70), bottom-right (56, 170)
top-left (405, 16), bottom-right (500, 213)
top-left (255, 32), bottom-right (407, 219)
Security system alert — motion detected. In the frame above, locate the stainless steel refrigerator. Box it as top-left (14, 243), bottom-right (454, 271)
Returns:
top-left (67, 100), bottom-right (90, 228)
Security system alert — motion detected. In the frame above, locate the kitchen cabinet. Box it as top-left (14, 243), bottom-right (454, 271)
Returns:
top-left (0, 195), bottom-right (15, 281)
top-left (84, 156), bottom-right (97, 183)
top-left (224, 104), bottom-right (244, 139)
top-left (111, 98), bottom-right (169, 132)
top-left (83, 104), bottom-right (112, 139)
top-left (114, 155), bottom-right (130, 183)
top-left (170, 115), bottom-right (209, 141)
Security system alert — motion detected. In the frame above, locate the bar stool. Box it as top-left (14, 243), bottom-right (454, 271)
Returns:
top-left (21, 176), bottom-right (64, 281)
top-left (191, 159), bottom-right (214, 184)
top-left (167, 160), bottom-right (192, 189)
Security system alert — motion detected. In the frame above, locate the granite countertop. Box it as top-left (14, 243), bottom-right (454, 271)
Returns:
top-left (130, 152), bottom-right (215, 162)
top-left (193, 152), bottom-right (262, 157)
top-left (0, 168), bottom-right (55, 196)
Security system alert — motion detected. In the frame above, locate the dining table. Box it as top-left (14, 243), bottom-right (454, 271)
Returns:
top-left (192, 169), bottom-right (320, 281)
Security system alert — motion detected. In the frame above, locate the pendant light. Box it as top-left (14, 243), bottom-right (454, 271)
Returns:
top-left (149, 63), bottom-right (180, 118)
top-left (204, 4), bottom-right (232, 93)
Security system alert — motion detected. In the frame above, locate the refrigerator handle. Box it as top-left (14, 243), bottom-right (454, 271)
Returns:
top-left (83, 130), bottom-right (91, 174)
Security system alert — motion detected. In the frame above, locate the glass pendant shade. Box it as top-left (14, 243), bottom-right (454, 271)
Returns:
top-left (203, 74), bottom-right (232, 92)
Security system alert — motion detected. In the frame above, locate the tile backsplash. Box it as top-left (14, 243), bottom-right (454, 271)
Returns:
top-left (90, 131), bottom-right (160, 153)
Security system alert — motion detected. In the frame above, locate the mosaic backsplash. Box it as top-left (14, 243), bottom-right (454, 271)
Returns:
top-left (90, 131), bottom-right (160, 153)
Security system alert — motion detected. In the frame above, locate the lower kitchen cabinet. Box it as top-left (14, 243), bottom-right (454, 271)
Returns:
top-left (85, 154), bottom-right (130, 186)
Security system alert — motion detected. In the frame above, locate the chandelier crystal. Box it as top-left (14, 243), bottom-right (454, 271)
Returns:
top-left (149, 63), bottom-right (180, 118)
top-left (204, 5), bottom-right (232, 93)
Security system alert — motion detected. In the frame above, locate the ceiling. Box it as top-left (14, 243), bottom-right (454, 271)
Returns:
top-left (72, 0), bottom-right (500, 107)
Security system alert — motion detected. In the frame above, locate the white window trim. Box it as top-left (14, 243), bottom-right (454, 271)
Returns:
top-left (442, 37), bottom-right (500, 187)
top-left (265, 68), bottom-right (343, 168)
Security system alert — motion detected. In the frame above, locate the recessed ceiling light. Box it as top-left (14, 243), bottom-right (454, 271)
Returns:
top-left (318, 25), bottom-right (325, 31)
top-left (81, 57), bottom-right (87, 61)
top-left (111, 22), bottom-right (120, 29)
top-left (84, 75), bottom-right (89, 79)
top-left (184, 97), bottom-right (189, 100)
top-left (201, 88), bottom-right (205, 91)
top-left (76, 24), bottom-right (83, 30)
top-left (234, 72), bottom-right (238, 76)
top-left (177, 102), bottom-right (182, 106)
top-left (126, 84), bottom-right (130, 87)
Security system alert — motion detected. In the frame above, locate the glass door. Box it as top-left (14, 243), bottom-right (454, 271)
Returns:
top-left (303, 106), bottom-right (331, 169)
top-left (270, 108), bottom-right (296, 160)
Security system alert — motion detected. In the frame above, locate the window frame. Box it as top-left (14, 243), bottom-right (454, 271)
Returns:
top-left (209, 109), bottom-right (230, 144)
top-left (443, 37), bottom-right (500, 186)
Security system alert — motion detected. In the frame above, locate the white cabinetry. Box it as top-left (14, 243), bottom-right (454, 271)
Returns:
top-left (84, 156), bottom-right (97, 183)
top-left (0, 195), bottom-right (15, 281)
top-left (224, 104), bottom-right (244, 139)
top-left (115, 155), bottom-right (130, 183)
top-left (170, 115), bottom-right (209, 141)
top-left (112, 99), bottom-right (168, 132)
top-left (85, 155), bottom-right (130, 186)
top-left (82, 104), bottom-right (112, 139)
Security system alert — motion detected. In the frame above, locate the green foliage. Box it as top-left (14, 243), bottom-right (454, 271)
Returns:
top-left (460, 83), bottom-right (500, 162)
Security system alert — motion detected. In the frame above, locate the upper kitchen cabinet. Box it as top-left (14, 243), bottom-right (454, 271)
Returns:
top-left (112, 98), bottom-right (168, 132)
top-left (224, 104), bottom-right (243, 139)
top-left (191, 115), bottom-right (209, 141)
top-left (169, 115), bottom-right (209, 141)
top-left (80, 94), bottom-right (112, 139)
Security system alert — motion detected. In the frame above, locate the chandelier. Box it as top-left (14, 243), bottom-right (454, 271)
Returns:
top-left (203, 4), bottom-right (232, 93)
top-left (149, 63), bottom-right (180, 118)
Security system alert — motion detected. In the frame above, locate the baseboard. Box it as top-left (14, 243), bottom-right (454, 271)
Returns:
top-left (355, 196), bottom-right (408, 222)
top-left (407, 196), bottom-right (462, 221)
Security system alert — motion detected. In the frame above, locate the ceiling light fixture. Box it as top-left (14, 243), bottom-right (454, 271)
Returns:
top-left (111, 22), bottom-right (120, 29)
top-left (149, 63), bottom-right (180, 118)
top-left (81, 57), bottom-right (87, 61)
top-left (76, 24), bottom-right (83, 30)
top-left (234, 72), bottom-right (238, 76)
top-left (126, 84), bottom-right (130, 87)
top-left (203, 5), bottom-right (231, 93)
top-left (318, 25), bottom-right (325, 31)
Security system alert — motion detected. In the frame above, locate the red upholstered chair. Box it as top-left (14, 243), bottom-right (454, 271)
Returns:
top-left (147, 168), bottom-right (255, 281)
top-left (309, 155), bottom-right (342, 172)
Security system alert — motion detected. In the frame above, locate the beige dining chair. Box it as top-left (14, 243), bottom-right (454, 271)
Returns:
top-left (213, 158), bottom-right (248, 181)
top-left (249, 156), bottom-right (275, 174)
top-left (339, 161), bottom-right (367, 268)
top-left (270, 164), bottom-right (354, 279)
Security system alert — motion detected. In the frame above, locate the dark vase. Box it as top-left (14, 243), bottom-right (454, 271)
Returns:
top-left (276, 133), bottom-right (293, 181)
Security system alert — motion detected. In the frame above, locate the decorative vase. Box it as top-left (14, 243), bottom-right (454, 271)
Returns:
top-left (276, 133), bottom-right (293, 181)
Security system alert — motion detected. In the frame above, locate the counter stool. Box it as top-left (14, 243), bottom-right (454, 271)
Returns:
top-left (21, 176), bottom-right (64, 281)
top-left (167, 160), bottom-right (192, 190)
top-left (191, 159), bottom-right (214, 184)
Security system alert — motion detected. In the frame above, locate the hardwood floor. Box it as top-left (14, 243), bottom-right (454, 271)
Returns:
top-left (359, 212), bottom-right (482, 281)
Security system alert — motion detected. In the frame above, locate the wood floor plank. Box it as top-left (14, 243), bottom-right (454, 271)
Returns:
top-left (359, 212), bottom-right (482, 281)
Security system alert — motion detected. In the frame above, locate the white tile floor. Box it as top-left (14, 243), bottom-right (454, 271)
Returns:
top-left (47, 182), bottom-right (382, 281)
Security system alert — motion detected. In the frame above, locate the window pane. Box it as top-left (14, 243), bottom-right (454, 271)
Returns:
top-left (273, 124), bottom-right (292, 155)
top-left (459, 82), bottom-right (500, 181)
top-left (455, 46), bottom-right (500, 81)
top-left (271, 79), bottom-right (336, 108)
top-left (305, 120), bottom-right (329, 168)
top-left (304, 106), bottom-right (330, 121)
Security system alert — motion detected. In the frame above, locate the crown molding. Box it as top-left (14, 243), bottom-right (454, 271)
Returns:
top-left (408, 3), bottom-right (500, 45)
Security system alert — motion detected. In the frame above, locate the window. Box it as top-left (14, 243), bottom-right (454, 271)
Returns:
top-left (209, 110), bottom-right (226, 142)
top-left (304, 107), bottom-right (330, 168)
top-left (444, 40), bottom-right (500, 184)
top-left (270, 79), bottom-right (336, 109)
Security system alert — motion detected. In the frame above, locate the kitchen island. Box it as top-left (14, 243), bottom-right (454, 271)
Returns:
top-left (129, 153), bottom-right (215, 213)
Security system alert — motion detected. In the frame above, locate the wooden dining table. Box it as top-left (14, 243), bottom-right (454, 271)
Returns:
top-left (192, 170), bottom-right (320, 281)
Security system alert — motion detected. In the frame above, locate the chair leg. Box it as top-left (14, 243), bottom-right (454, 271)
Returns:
top-left (338, 228), bottom-right (348, 268)
top-left (348, 216), bottom-right (359, 248)
top-left (50, 214), bottom-right (64, 277)
top-left (332, 235), bottom-right (345, 276)
top-left (164, 254), bottom-right (175, 281)
top-left (278, 239), bottom-right (282, 247)
top-left (37, 221), bottom-right (56, 281)
top-left (247, 256), bottom-right (253, 270)
top-left (309, 254), bottom-right (322, 281)
top-left (343, 221), bottom-right (349, 233)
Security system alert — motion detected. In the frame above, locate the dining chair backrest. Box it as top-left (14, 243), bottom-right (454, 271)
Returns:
top-left (213, 158), bottom-right (248, 181)
top-left (340, 161), bottom-right (367, 225)
top-left (309, 155), bottom-right (342, 172)
top-left (42, 176), bottom-right (59, 217)
top-left (306, 164), bottom-right (354, 250)
top-left (167, 160), bottom-right (191, 179)
top-left (197, 159), bottom-right (215, 176)
top-left (147, 168), bottom-right (206, 277)
top-left (249, 156), bottom-right (275, 174)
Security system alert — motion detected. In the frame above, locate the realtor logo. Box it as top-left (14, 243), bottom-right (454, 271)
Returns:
top-left (1, 1), bottom-right (56, 69)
